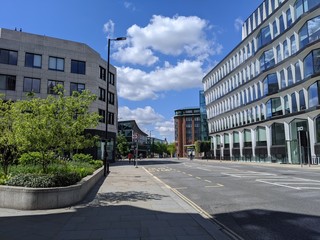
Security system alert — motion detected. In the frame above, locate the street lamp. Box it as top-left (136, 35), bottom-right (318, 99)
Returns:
top-left (104, 36), bottom-right (126, 177)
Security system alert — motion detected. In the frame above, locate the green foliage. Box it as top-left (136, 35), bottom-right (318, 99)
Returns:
top-left (166, 143), bottom-right (176, 157)
top-left (0, 173), bottom-right (9, 185)
top-left (72, 153), bottom-right (94, 163)
top-left (195, 141), bottom-right (201, 153)
top-left (116, 134), bottom-right (130, 157)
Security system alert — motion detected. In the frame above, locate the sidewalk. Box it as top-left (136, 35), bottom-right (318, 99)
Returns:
top-left (0, 161), bottom-right (234, 240)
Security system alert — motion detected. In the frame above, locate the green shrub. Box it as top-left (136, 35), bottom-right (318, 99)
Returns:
top-left (72, 153), bottom-right (94, 163)
top-left (18, 152), bottom-right (42, 165)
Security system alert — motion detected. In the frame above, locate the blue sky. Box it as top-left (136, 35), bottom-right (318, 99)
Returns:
top-left (0, 0), bottom-right (262, 142)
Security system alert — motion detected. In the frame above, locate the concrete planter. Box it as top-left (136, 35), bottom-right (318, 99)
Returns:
top-left (0, 167), bottom-right (104, 210)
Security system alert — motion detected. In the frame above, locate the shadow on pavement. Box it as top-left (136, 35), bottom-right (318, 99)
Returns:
top-left (214, 208), bottom-right (320, 240)
top-left (112, 159), bottom-right (181, 166)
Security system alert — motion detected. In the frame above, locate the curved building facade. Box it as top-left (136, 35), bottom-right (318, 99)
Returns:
top-left (0, 28), bottom-right (118, 161)
top-left (203, 0), bottom-right (320, 164)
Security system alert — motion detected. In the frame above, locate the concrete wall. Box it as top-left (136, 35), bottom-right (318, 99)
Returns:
top-left (0, 167), bottom-right (103, 210)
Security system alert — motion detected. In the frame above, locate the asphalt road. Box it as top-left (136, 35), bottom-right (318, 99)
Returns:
top-left (141, 158), bottom-right (320, 240)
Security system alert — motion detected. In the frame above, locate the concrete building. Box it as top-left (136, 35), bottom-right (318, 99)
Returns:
top-left (203, 0), bottom-right (320, 164)
top-left (0, 28), bottom-right (118, 161)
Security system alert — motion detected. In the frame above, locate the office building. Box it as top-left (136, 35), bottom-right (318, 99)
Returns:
top-left (203, 0), bottom-right (320, 164)
top-left (0, 28), bottom-right (118, 160)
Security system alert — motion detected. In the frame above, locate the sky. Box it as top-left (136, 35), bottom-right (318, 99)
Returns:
top-left (0, 0), bottom-right (262, 142)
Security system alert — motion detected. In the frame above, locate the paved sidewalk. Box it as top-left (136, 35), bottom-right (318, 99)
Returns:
top-left (0, 161), bottom-right (234, 240)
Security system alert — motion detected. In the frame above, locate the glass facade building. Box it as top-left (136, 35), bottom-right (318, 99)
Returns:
top-left (202, 0), bottom-right (320, 164)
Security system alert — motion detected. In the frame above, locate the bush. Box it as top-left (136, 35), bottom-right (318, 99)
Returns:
top-left (18, 152), bottom-right (42, 165)
top-left (6, 172), bottom-right (82, 188)
top-left (72, 153), bottom-right (94, 163)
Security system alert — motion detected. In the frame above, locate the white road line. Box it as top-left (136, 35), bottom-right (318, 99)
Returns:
top-left (196, 167), bottom-right (212, 172)
top-left (256, 179), bottom-right (301, 190)
top-left (174, 187), bottom-right (188, 190)
top-left (204, 180), bottom-right (212, 183)
top-left (196, 177), bottom-right (202, 180)
top-left (205, 184), bottom-right (224, 188)
top-left (188, 174), bottom-right (193, 176)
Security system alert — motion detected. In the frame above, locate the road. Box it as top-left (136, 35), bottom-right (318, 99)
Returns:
top-left (140, 158), bottom-right (320, 240)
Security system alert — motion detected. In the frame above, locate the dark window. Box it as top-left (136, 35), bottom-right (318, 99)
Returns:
top-left (279, 15), bottom-right (285, 33)
top-left (108, 112), bottom-right (115, 125)
top-left (299, 90), bottom-right (306, 110)
top-left (260, 49), bottom-right (275, 71)
top-left (295, 62), bottom-right (302, 82)
top-left (0, 74), bottom-right (16, 90)
top-left (70, 82), bottom-right (85, 95)
top-left (263, 73), bottom-right (278, 96)
top-left (292, 93), bottom-right (298, 113)
top-left (0, 49), bottom-right (18, 65)
top-left (287, 66), bottom-right (293, 86)
top-left (98, 109), bottom-right (106, 123)
top-left (308, 81), bottom-right (320, 107)
top-left (108, 92), bottom-right (115, 105)
top-left (273, 21), bottom-right (278, 38)
top-left (266, 97), bottom-right (282, 118)
top-left (271, 123), bottom-right (285, 145)
top-left (100, 66), bottom-right (106, 80)
top-left (299, 16), bottom-right (320, 49)
top-left (71, 60), bottom-right (86, 74)
top-left (23, 77), bottom-right (40, 93)
top-left (316, 115), bottom-right (320, 142)
top-left (25, 53), bottom-right (41, 68)
top-left (256, 127), bottom-right (267, 146)
top-left (109, 72), bottom-right (115, 85)
top-left (49, 56), bottom-right (64, 71)
top-left (257, 26), bottom-right (271, 49)
top-left (286, 9), bottom-right (292, 28)
top-left (47, 80), bottom-right (64, 94)
top-left (99, 87), bottom-right (106, 101)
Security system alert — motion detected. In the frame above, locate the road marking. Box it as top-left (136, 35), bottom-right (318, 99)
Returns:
top-left (188, 174), bottom-right (193, 176)
top-left (205, 184), bottom-right (224, 188)
top-left (256, 179), bottom-right (301, 190)
top-left (204, 180), bottom-right (212, 183)
top-left (174, 187), bottom-right (188, 190)
top-left (196, 167), bottom-right (212, 172)
top-left (196, 177), bottom-right (202, 180)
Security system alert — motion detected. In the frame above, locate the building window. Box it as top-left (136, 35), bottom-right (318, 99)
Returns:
top-left (286, 9), bottom-right (292, 28)
top-left (271, 123), bottom-right (285, 145)
top-left (99, 87), bottom-right (106, 101)
top-left (49, 56), bottom-right (64, 71)
top-left (295, 62), bottom-right (302, 82)
top-left (71, 60), bottom-right (86, 74)
top-left (280, 70), bottom-right (286, 88)
top-left (299, 16), bottom-right (320, 49)
top-left (0, 49), bottom-right (18, 65)
top-left (108, 92), bottom-right (115, 105)
top-left (109, 72), bottom-right (115, 85)
top-left (287, 66), bottom-right (293, 86)
top-left (256, 127), bottom-right (267, 146)
top-left (224, 133), bottom-right (230, 148)
top-left (316, 115), bottom-right (320, 142)
top-left (277, 45), bottom-right (282, 63)
top-left (266, 97), bottom-right (282, 118)
top-left (70, 82), bottom-right (85, 95)
top-left (273, 20), bottom-right (278, 38)
top-left (0, 74), bottom-right (16, 90)
top-left (295, 0), bottom-right (319, 20)
top-left (98, 109), bottom-right (105, 123)
top-left (100, 66), bottom-right (106, 80)
top-left (23, 77), bottom-right (40, 93)
top-left (257, 26), bottom-right (271, 49)
top-left (284, 95), bottom-right (290, 114)
top-left (259, 49), bottom-right (275, 71)
top-left (308, 81), bottom-right (320, 108)
top-left (291, 35), bottom-right (297, 55)
top-left (108, 112), bottom-right (115, 125)
top-left (279, 15), bottom-right (285, 34)
top-left (263, 73), bottom-right (278, 96)
top-left (299, 90), bottom-right (306, 110)
top-left (292, 93), bottom-right (298, 113)
top-left (283, 40), bottom-right (289, 59)
top-left (25, 53), bottom-right (42, 68)
top-left (233, 132), bottom-right (239, 148)
top-left (244, 129), bottom-right (252, 147)
top-left (303, 49), bottom-right (320, 78)
top-left (47, 80), bottom-right (63, 94)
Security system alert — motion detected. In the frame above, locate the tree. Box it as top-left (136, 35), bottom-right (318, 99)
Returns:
top-left (167, 143), bottom-right (176, 157)
top-left (13, 88), bottom-right (100, 173)
top-left (0, 97), bottom-right (19, 175)
top-left (116, 134), bottom-right (129, 157)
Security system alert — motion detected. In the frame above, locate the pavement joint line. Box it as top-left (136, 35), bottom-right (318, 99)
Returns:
top-left (143, 166), bottom-right (243, 240)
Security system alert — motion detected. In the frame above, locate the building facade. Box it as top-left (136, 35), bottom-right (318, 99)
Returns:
top-left (203, 0), bottom-right (320, 164)
top-left (174, 107), bottom-right (202, 157)
top-left (0, 28), bottom-right (118, 161)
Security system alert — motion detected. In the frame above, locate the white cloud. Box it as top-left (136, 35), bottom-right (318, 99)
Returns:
top-left (234, 18), bottom-right (244, 32)
top-left (112, 15), bottom-right (222, 65)
top-left (124, 1), bottom-right (136, 11)
top-left (103, 20), bottom-right (115, 38)
top-left (155, 120), bottom-right (174, 139)
top-left (117, 60), bottom-right (204, 101)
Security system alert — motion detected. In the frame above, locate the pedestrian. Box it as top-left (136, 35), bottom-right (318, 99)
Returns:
top-left (128, 152), bottom-right (133, 164)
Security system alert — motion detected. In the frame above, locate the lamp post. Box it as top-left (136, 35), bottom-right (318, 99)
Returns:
top-left (104, 36), bottom-right (126, 177)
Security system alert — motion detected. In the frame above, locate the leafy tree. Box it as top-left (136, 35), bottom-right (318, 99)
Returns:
top-left (13, 88), bottom-right (100, 173)
top-left (194, 141), bottom-right (201, 154)
top-left (0, 97), bottom-right (19, 175)
top-left (116, 134), bottom-right (129, 157)
top-left (167, 143), bottom-right (176, 157)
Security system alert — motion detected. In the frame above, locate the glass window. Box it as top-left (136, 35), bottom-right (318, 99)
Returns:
top-left (244, 130), bottom-right (252, 147)
top-left (49, 57), bottom-right (64, 71)
top-left (23, 77), bottom-right (40, 93)
top-left (267, 97), bottom-right (282, 118)
top-left (273, 20), bottom-right (279, 38)
top-left (287, 66), bottom-right (293, 86)
top-left (295, 0), bottom-right (304, 19)
top-left (303, 49), bottom-right (320, 78)
top-left (276, 45), bottom-right (282, 63)
top-left (100, 66), bottom-right (106, 80)
top-left (109, 72), bottom-right (115, 85)
top-left (283, 40), bottom-right (289, 58)
top-left (299, 16), bottom-right (320, 49)
top-left (108, 112), bottom-right (115, 125)
top-left (99, 87), bottom-right (106, 101)
top-left (308, 81), bottom-right (319, 107)
top-left (279, 15), bottom-right (285, 33)
top-left (316, 116), bottom-right (320, 142)
top-left (284, 95), bottom-right (290, 114)
top-left (271, 123), bottom-right (285, 145)
top-left (70, 82), bottom-right (85, 95)
top-left (233, 132), bottom-right (239, 148)
top-left (263, 73), bottom-right (278, 96)
top-left (286, 9), bottom-right (292, 28)
top-left (47, 80), bottom-right (63, 94)
top-left (299, 90), bottom-right (306, 110)
top-left (295, 62), bottom-right (302, 82)
top-left (71, 60), bottom-right (86, 74)
top-left (25, 53), bottom-right (41, 68)
top-left (98, 109), bottom-right (106, 123)
top-left (108, 92), bottom-right (115, 105)
top-left (256, 127), bottom-right (267, 146)
top-left (0, 74), bottom-right (16, 90)
top-left (290, 35), bottom-right (297, 55)
top-left (280, 70), bottom-right (286, 88)
top-left (257, 26), bottom-right (271, 49)
top-left (292, 93), bottom-right (298, 112)
top-left (0, 49), bottom-right (18, 65)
